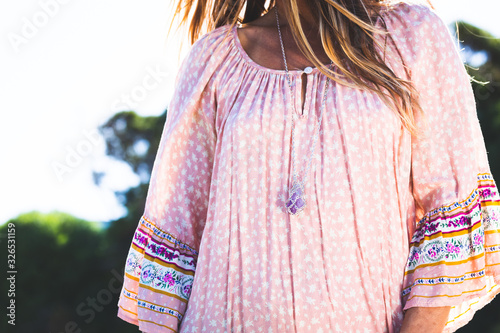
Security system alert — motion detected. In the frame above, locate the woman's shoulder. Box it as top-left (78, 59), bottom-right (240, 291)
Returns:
top-left (379, 1), bottom-right (446, 32)
top-left (175, 24), bottom-right (235, 80)
top-left (187, 24), bottom-right (234, 58)
top-left (378, 1), bottom-right (454, 66)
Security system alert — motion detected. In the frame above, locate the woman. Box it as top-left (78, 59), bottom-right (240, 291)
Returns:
top-left (116, 0), bottom-right (500, 332)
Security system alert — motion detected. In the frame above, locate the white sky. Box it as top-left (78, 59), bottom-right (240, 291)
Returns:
top-left (1, 0), bottom-right (498, 224)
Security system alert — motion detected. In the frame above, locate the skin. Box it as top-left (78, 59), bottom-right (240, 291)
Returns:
top-left (400, 306), bottom-right (451, 333)
top-left (237, 0), bottom-right (452, 331)
top-left (236, 1), bottom-right (330, 111)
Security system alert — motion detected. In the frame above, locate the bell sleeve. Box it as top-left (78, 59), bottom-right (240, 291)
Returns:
top-left (384, 4), bottom-right (500, 331)
top-left (116, 28), bottom-right (227, 332)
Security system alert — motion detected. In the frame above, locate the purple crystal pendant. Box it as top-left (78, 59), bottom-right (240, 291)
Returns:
top-left (286, 181), bottom-right (306, 216)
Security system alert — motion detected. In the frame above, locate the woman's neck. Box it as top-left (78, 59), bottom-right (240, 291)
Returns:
top-left (275, 0), bottom-right (318, 29)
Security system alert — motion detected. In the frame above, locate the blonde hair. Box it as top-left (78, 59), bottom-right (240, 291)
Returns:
top-left (171, 0), bottom-right (424, 134)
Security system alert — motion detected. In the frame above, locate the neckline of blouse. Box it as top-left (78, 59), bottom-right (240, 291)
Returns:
top-left (228, 6), bottom-right (395, 77)
top-left (231, 24), bottom-right (327, 76)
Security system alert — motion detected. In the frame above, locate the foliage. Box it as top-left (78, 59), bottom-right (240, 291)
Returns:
top-left (454, 21), bottom-right (500, 333)
top-left (99, 111), bottom-right (166, 279)
top-left (99, 111), bottom-right (166, 184)
top-left (0, 110), bottom-right (167, 333)
top-left (0, 212), bottom-right (137, 333)
top-left (458, 21), bottom-right (500, 180)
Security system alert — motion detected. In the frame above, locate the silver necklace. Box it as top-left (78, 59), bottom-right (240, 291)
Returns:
top-left (275, 6), bottom-right (332, 216)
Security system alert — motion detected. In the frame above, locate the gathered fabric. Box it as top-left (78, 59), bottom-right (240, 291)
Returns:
top-left (116, 2), bottom-right (500, 332)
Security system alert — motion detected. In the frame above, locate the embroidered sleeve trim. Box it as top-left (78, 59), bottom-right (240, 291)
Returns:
top-left (124, 216), bottom-right (197, 304)
top-left (140, 215), bottom-right (198, 256)
top-left (403, 173), bottom-right (500, 298)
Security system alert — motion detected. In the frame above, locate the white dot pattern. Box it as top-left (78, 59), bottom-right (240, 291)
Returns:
top-left (116, 2), bottom-right (500, 332)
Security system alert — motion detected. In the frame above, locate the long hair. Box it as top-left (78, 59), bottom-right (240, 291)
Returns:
top-left (171, 0), bottom-right (423, 134)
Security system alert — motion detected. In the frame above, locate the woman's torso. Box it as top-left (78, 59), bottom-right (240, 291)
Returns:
top-left (178, 16), bottom-right (416, 332)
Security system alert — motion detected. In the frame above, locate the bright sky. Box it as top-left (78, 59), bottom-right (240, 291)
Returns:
top-left (1, 0), bottom-right (498, 224)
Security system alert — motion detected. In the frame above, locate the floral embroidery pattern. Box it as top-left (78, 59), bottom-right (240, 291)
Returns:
top-left (412, 198), bottom-right (481, 242)
top-left (140, 216), bottom-right (198, 256)
top-left (123, 217), bottom-right (198, 305)
top-left (403, 174), bottom-right (500, 298)
top-left (145, 238), bottom-right (196, 272)
top-left (406, 227), bottom-right (485, 271)
top-left (140, 263), bottom-right (194, 301)
top-left (133, 227), bottom-right (196, 272)
top-left (482, 204), bottom-right (500, 229)
top-left (405, 175), bottom-right (499, 272)
top-left (406, 214), bottom-right (485, 271)
top-left (125, 252), bottom-right (142, 276)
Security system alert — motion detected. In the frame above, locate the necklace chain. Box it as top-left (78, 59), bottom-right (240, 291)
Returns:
top-left (275, 6), bottom-right (332, 202)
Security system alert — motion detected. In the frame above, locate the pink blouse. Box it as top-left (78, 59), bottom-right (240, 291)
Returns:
top-left (116, 2), bottom-right (500, 332)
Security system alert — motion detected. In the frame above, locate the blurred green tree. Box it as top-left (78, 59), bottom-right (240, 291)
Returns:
top-left (0, 111), bottom-right (167, 333)
top-left (0, 211), bottom-right (139, 333)
top-left (458, 22), bottom-right (500, 179)
top-left (455, 21), bottom-right (500, 333)
top-left (99, 111), bottom-right (166, 275)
